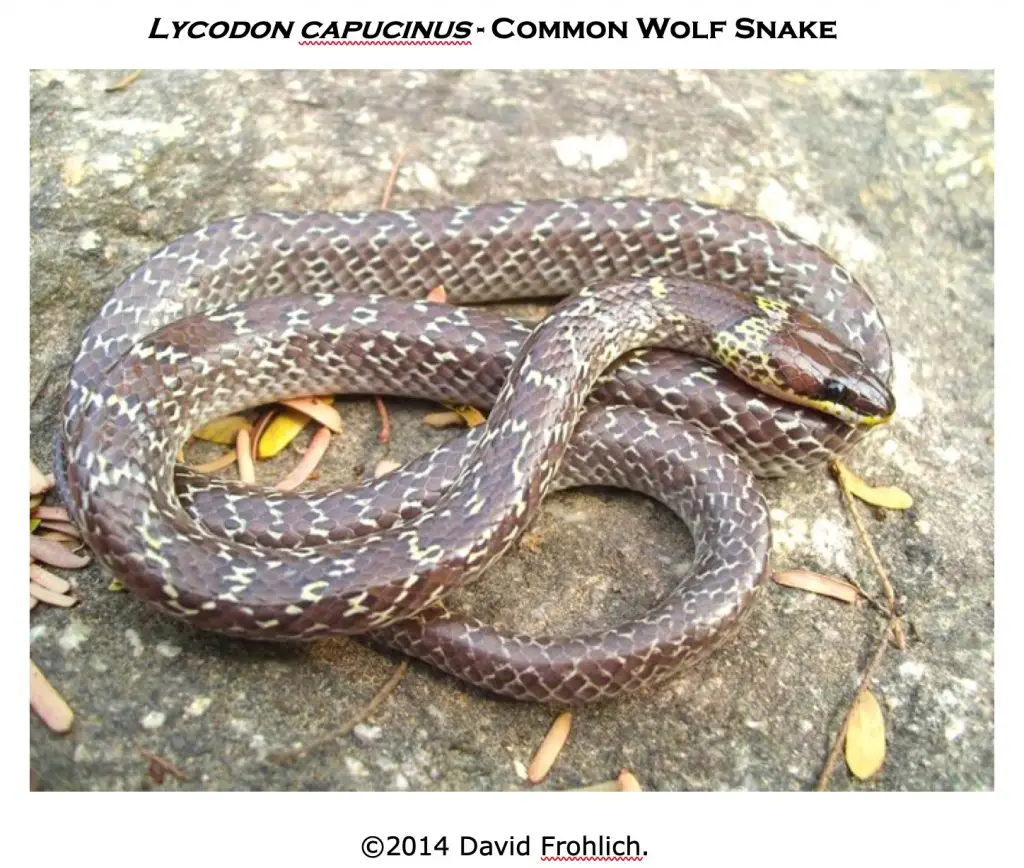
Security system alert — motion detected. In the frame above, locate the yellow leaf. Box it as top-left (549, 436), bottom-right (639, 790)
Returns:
top-left (835, 462), bottom-right (913, 510)
top-left (258, 397), bottom-right (336, 458)
top-left (845, 689), bottom-right (886, 780)
top-left (257, 408), bottom-right (309, 458)
top-left (108, 578), bottom-right (125, 592)
top-left (193, 415), bottom-right (250, 445)
top-left (30, 517), bottom-right (41, 532)
top-left (444, 404), bottom-right (487, 427)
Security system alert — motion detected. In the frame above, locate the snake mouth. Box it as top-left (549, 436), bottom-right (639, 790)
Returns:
top-left (858, 412), bottom-right (895, 428)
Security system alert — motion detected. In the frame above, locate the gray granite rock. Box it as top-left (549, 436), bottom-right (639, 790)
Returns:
top-left (29, 69), bottom-right (993, 790)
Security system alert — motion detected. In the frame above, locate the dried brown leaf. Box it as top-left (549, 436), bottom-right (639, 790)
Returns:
top-left (37, 530), bottom-right (84, 547)
top-left (617, 769), bottom-right (643, 791)
top-left (29, 536), bottom-right (90, 569)
top-left (527, 711), bottom-right (572, 784)
top-left (29, 564), bottom-right (72, 595)
top-left (275, 427), bottom-right (331, 491)
top-left (278, 396), bottom-right (342, 434)
top-left (188, 449), bottom-right (239, 474)
top-left (29, 582), bottom-right (78, 608)
top-left (236, 430), bottom-right (255, 484)
top-left (425, 285), bottom-right (448, 303)
top-left (38, 520), bottom-right (81, 539)
top-left (773, 569), bottom-right (860, 604)
top-left (30, 660), bottom-right (74, 734)
top-left (33, 505), bottom-right (71, 523)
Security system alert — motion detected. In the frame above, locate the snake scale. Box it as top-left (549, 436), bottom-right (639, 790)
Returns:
top-left (55, 198), bottom-right (895, 704)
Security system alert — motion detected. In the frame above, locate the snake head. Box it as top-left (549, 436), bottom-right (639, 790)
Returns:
top-left (756, 310), bottom-right (896, 427)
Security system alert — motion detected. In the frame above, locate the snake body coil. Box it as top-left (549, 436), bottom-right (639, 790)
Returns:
top-left (57, 198), bottom-right (894, 704)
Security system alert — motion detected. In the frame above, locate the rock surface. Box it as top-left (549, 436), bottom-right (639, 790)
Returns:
top-left (29, 70), bottom-right (993, 790)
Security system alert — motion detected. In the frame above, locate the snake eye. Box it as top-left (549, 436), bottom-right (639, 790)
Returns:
top-left (822, 379), bottom-right (849, 404)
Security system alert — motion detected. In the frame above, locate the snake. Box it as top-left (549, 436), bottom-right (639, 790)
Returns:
top-left (54, 197), bottom-right (895, 704)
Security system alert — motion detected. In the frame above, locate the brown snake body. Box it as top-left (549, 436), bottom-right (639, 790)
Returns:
top-left (56, 198), bottom-right (894, 703)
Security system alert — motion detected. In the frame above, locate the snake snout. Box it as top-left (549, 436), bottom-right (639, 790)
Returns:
top-left (851, 371), bottom-right (897, 427)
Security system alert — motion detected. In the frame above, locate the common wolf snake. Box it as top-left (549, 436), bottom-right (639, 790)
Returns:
top-left (56, 198), bottom-right (894, 703)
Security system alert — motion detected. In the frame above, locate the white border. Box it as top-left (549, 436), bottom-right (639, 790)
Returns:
top-left (10, 0), bottom-right (1015, 862)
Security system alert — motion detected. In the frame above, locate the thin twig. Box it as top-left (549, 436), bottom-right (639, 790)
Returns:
top-left (832, 460), bottom-right (897, 612)
top-left (139, 749), bottom-right (189, 782)
top-left (379, 146), bottom-right (410, 209)
top-left (815, 459), bottom-right (905, 789)
top-left (267, 661), bottom-right (408, 765)
top-left (375, 396), bottom-right (392, 444)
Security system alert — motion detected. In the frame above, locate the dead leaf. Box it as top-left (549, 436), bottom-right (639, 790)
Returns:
top-left (188, 450), bottom-right (239, 474)
top-left (236, 430), bottom-right (255, 484)
top-left (527, 711), bottom-right (572, 784)
top-left (425, 285), bottom-right (448, 303)
top-left (38, 520), bottom-right (81, 539)
top-left (105, 70), bottom-right (142, 92)
top-left (29, 564), bottom-right (72, 594)
top-left (374, 459), bottom-right (402, 478)
top-left (30, 461), bottom-right (52, 495)
top-left (29, 536), bottom-right (90, 569)
top-left (30, 660), bottom-right (74, 734)
top-left (257, 398), bottom-right (336, 458)
top-left (248, 408), bottom-right (278, 459)
top-left (422, 411), bottom-right (464, 429)
top-left (29, 582), bottom-right (78, 608)
top-left (37, 530), bottom-right (85, 547)
top-left (570, 778), bottom-right (621, 792)
top-left (275, 427), bottom-right (331, 491)
top-left (192, 415), bottom-right (251, 445)
top-left (773, 569), bottom-right (860, 604)
top-left (834, 461), bottom-right (913, 510)
top-left (617, 769), bottom-right (643, 791)
top-left (32, 505), bottom-right (70, 523)
top-left (445, 404), bottom-right (487, 427)
top-left (845, 689), bottom-right (886, 780)
top-left (278, 396), bottom-right (342, 433)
